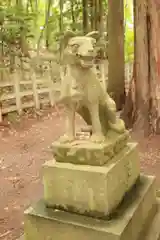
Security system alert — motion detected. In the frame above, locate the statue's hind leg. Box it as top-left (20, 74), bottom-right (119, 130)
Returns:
top-left (88, 103), bottom-right (105, 142)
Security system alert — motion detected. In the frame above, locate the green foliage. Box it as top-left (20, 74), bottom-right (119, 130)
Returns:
top-left (125, 27), bottom-right (134, 62)
top-left (0, 2), bottom-right (36, 73)
top-left (0, 0), bottom-right (134, 67)
top-left (124, 1), bottom-right (134, 62)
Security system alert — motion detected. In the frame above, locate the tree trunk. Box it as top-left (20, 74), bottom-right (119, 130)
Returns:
top-left (133, 0), bottom-right (150, 135)
top-left (82, 0), bottom-right (89, 33)
top-left (59, 0), bottom-right (63, 33)
top-left (71, 0), bottom-right (76, 31)
top-left (94, 0), bottom-right (102, 30)
top-left (95, 0), bottom-right (99, 30)
top-left (59, 0), bottom-right (64, 61)
top-left (122, 0), bottom-right (160, 135)
top-left (121, 63), bottom-right (136, 129)
top-left (94, 0), bottom-right (103, 32)
top-left (99, 0), bottom-right (103, 34)
top-left (147, 0), bottom-right (160, 133)
top-left (107, 0), bottom-right (125, 110)
top-left (45, 0), bottom-right (52, 48)
top-left (90, 0), bottom-right (102, 31)
top-left (90, 0), bottom-right (96, 30)
top-left (16, 0), bottom-right (23, 8)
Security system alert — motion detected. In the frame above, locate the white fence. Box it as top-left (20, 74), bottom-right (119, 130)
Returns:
top-left (0, 69), bottom-right (60, 121)
top-left (0, 61), bottom-right (133, 121)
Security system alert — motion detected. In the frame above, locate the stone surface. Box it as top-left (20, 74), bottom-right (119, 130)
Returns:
top-left (52, 130), bottom-right (129, 166)
top-left (138, 199), bottom-right (160, 240)
top-left (58, 31), bottom-right (126, 143)
top-left (43, 142), bottom-right (140, 217)
top-left (24, 175), bottom-right (157, 240)
top-left (19, 199), bottom-right (160, 240)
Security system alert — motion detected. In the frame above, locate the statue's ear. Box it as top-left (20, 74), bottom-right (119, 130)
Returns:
top-left (60, 30), bottom-right (76, 48)
top-left (86, 31), bottom-right (100, 40)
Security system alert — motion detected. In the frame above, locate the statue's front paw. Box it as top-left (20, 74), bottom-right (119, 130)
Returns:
top-left (59, 134), bottom-right (75, 143)
top-left (109, 119), bottom-right (125, 133)
top-left (90, 133), bottom-right (105, 143)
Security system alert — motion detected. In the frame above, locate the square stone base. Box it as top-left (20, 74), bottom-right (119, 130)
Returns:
top-left (43, 142), bottom-right (140, 217)
top-left (51, 130), bottom-right (129, 166)
top-left (24, 175), bottom-right (157, 240)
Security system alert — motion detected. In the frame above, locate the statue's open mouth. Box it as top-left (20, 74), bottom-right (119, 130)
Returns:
top-left (78, 55), bottom-right (94, 68)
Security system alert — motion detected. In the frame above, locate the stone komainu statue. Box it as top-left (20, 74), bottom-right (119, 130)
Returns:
top-left (59, 31), bottom-right (125, 142)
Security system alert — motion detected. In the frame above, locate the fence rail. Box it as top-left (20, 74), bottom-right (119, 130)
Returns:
top-left (0, 71), bottom-right (61, 121)
top-left (0, 61), bottom-right (133, 121)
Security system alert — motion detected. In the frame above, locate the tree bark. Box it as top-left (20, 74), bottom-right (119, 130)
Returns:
top-left (123, 0), bottom-right (160, 135)
top-left (121, 63), bottom-right (136, 129)
top-left (90, 0), bottom-right (96, 30)
top-left (59, 0), bottom-right (63, 33)
top-left (82, 0), bottom-right (89, 33)
top-left (71, 0), bottom-right (76, 31)
top-left (59, 0), bottom-right (64, 61)
top-left (99, 0), bottom-right (103, 34)
top-left (95, 0), bottom-right (103, 32)
top-left (147, 0), bottom-right (160, 133)
top-left (45, 0), bottom-right (52, 48)
top-left (133, 0), bottom-right (150, 135)
top-left (107, 0), bottom-right (125, 110)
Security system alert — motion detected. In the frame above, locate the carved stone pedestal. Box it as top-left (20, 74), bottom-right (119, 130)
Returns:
top-left (21, 139), bottom-right (160, 240)
top-left (51, 130), bottom-right (129, 166)
top-left (43, 143), bottom-right (139, 217)
top-left (24, 176), bottom-right (158, 240)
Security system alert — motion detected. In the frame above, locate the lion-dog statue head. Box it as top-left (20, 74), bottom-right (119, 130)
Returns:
top-left (61, 31), bottom-right (106, 68)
